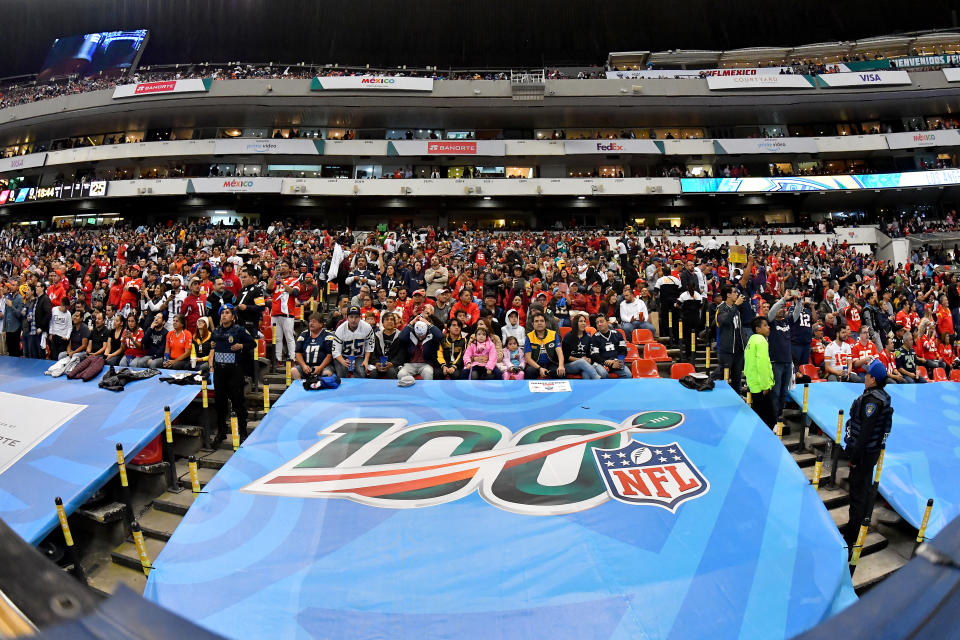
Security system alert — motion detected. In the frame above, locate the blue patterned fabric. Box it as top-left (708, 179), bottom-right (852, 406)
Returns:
top-left (0, 356), bottom-right (200, 544)
top-left (790, 381), bottom-right (960, 538)
top-left (146, 379), bottom-right (853, 639)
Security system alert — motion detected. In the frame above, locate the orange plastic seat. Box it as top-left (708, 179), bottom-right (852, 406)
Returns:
top-left (951, 370), bottom-right (960, 382)
top-left (644, 342), bottom-right (671, 362)
top-left (917, 366), bottom-right (929, 381)
top-left (799, 364), bottom-right (823, 382)
top-left (631, 329), bottom-right (654, 345)
top-left (616, 328), bottom-right (627, 341)
top-left (631, 359), bottom-right (660, 378)
top-left (933, 367), bottom-right (948, 382)
top-left (624, 343), bottom-right (640, 362)
top-left (670, 363), bottom-right (695, 379)
top-left (585, 326), bottom-right (596, 335)
top-left (558, 326), bottom-right (572, 339)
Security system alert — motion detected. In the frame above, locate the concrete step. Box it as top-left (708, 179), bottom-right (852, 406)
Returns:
top-left (76, 501), bottom-right (127, 525)
top-left (861, 531), bottom-right (889, 556)
top-left (87, 560), bottom-right (147, 597)
top-left (138, 508), bottom-right (183, 542)
top-left (153, 490), bottom-right (196, 516)
top-left (175, 460), bottom-right (217, 490)
top-left (110, 536), bottom-right (166, 573)
top-left (830, 505), bottom-right (849, 530)
top-left (791, 451), bottom-right (817, 468)
top-left (852, 547), bottom-right (908, 594)
top-left (198, 448), bottom-right (233, 470)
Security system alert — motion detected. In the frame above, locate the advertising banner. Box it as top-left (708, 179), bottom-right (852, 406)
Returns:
top-left (817, 71), bottom-right (911, 88)
top-left (885, 129), bottom-right (960, 149)
top-left (212, 139), bottom-right (323, 155)
top-left (814, 135), bottom-right (890, 153)
top-left (146, 379), bottom-right (854, 640)
top-left (681, 168), bottom-right (960, 193)
top-left (716, 138), bottom-right (818, 154)
top-left (387, 140), bottom-right (506, 156)
top-left (0, 391), bottom-right (86, 476)
top-left (606, 68), bottom-right (791, 79)
top-left (944, 68), bottom-right (960, 82)
top-left (0, 152), bottom-right (46, 174)
top-left (311, 76), bottom-right (434, 91)
top-left (564, 139), bottom-right (661, 154)
top-left (707, 75), bottom-right (815, 90)
top-left (186, 177), bottom-right (284, 194)
top-left (892, 54), bottom-right (960, 69)
top-left (789, 382), bottom-right (960, 539)
top-left (112, 78), bottom-right (211, 99)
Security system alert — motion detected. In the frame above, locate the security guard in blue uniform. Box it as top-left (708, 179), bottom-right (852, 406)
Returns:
top-left (211, 304), bottom-right (256, 446)
top-left (842, 358), bottom-right (894, 547)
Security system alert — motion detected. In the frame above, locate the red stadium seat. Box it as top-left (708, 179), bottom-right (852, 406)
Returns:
top-left (644, 342), bottom-right (671, 362)
top-left (951, 370), bottom-right (960, 383)
top-left (585, 326), bottom-right (596, 335)
top-left (799, 364), bottom-right (823, 382)
top-left (670, 363), bottom-right (695, 379)
top-left (558, 326), bottom-right (572, 339)
top-left (257, 339), bottom-right (267, 358)
top-left (624, 343), bottom-right (640, 362)
top-left (631, 329), bottom-right (654, 345)
top-left (917, 366), bottom-right (929, 381)
top-left (616, 328), bottom-right (627, 341)
top-left (933, 367), bottom-right (948, 382)
top-left (631, 359), bottom-right (660, 378)
top-left (130, 434), bottom-right (163, 465)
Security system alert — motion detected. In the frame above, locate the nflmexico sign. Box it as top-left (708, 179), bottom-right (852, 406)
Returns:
top-left (243, 411), bottom-right (709, 515)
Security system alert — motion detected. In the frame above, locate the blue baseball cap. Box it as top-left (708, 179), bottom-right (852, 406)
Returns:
top-left (867, 359), bottom-right (887, 381)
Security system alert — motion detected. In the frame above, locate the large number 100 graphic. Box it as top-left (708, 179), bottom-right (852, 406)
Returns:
top-left (242, 411), bottom-right (685, 516)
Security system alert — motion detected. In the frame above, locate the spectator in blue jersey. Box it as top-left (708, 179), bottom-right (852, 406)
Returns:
top-left (292, 312), bottom-right (335, 380)
top-left (767, 293), bottom-right (795, 419)
top-left (589, 315), bottom-right (632, 378)
top-left (345, 255), bottom-right (379, 298)
top-left (790, 295), bottom-right (815, 366)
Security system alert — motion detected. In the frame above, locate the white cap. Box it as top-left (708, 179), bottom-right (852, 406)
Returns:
top-left (414, 321), bottom-right (428, 337)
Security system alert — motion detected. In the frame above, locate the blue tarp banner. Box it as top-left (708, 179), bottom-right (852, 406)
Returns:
top-left (146, 379), bottom-right (854, 640)
top-left (789, 382), bottom-right (960, 539)
top-left (0, 356), bottom-right (200, 544)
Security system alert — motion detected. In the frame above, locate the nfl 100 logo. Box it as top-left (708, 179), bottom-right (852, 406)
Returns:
top-left (592, 440), bottom-right (708, 511)
top-left (243, 411), bottom-right (710, 516)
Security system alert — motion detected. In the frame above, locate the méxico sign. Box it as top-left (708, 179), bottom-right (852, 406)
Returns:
top-left (242, 411), bottom-right (708, 515)
top-left (311, 76), bottom-right (434, 91)
top-left (112, 78), bottom-right (212, 99)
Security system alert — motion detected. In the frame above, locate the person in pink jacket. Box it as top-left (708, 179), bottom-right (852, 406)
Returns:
top-left (501, 335), bottom-right (525, 380)
top-left (464, 326), bottom-right (498, 380)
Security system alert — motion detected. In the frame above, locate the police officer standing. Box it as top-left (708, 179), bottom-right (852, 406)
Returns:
top-left (235, 267), bottom-right (265, 383)
top-left (210, 305), bottom-right (256, 447)
top-left (842, 359), bottom-right (894, 549)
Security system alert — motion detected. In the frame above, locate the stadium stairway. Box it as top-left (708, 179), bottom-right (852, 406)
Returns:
top-left (80, 381), bottom-right (278, 597)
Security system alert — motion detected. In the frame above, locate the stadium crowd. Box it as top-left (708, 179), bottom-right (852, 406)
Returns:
top-left (0, 219), bottom-right (958, 398)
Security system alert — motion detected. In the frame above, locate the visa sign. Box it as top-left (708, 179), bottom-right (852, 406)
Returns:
top-left (820, 70), bottom-right (911, 88)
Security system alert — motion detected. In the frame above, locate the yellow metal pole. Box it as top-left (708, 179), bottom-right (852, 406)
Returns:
top-left (774, 420), bottom-right (784, 440)
top-left (811, 455), bottom-right (823, 489)
top-left (705, 346), bottom-right (711, 371)
top-left (724, 367), bottom-right (730, 383)
top-left (849, 518), bottom-right (869, 573)
top-left (285, 359), bottom-right (292, 387)
top-left (131, 522), bottom-right (152, 576)
top-left (188, 455), bottom-right (201, 493)
top-left (231, 413), bottom-right (240, 451)
top-left (915, 498), bottom-right (934, 549)
top-left (263, 382), bottom-right (271, 414)
top-left (201, 379), bottom-right (209, 409)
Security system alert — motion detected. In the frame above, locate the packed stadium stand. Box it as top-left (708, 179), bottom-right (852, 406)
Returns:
top-left (2, 5), bottom-right (960, 639)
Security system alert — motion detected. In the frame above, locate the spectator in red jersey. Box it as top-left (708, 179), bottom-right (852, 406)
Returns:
top-left (850, 326), bottom-right (880, 375)
top-left (936, 294), bottom-right (954, 339)
top-left (180, 277), bottom-right (204, 334)
top-left (810, 324), bottom-right (827, 369)
top-left (450, 288), bottom-right (480, 330)
top-left (879, 338), bottom-right (905, 383)
top-left (843, 291), bottom-right (862, 334)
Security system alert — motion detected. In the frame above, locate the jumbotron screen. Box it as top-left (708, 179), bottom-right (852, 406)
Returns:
top-left (38, 29), bottom-right (149, 81)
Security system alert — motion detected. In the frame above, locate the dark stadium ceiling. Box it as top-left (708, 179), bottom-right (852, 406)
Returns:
top-left (0, 0), bottom-right (958, 77)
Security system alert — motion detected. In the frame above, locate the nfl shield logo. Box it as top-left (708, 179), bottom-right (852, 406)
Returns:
top-left (592, 440), bottom-right (709, 512)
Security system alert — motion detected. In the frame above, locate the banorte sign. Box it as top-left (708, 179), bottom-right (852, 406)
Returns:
top-left (134, 81), bottom-right (178, 95)
top-left (427, 141), bottom-right (477, 154)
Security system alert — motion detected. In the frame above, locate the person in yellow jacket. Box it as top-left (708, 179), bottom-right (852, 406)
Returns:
top-left (744, 316), bottom-right (776, 428)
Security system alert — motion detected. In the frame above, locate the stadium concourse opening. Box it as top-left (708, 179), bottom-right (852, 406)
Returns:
top-left (2, 4), bottom-right (960, 638)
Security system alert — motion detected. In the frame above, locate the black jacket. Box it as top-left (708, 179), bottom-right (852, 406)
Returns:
top-left (372, 329), bottom-right (408, 367)
top-left (843, 387), bottom-right (893, 462)
top-left (34, 295), bottom-right (52, 333)
top-left (716, 302), bottom-right (745, 355)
